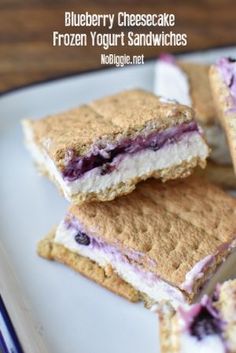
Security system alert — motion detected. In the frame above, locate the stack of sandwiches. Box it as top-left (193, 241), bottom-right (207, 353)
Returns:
top-left (22, 56), bottom-right (236, 353)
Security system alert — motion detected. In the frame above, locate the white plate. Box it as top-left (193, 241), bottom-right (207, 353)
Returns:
top-left (1, 46), bottom-right (236, 353)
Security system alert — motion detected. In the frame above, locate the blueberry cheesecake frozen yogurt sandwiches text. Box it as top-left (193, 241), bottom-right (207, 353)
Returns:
top-left (22, 89), bottom-right (209, 204)
top-left (38, 176), bottom-right (236, 309)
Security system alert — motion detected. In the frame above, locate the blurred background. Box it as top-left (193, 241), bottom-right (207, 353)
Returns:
top-left (0, 0), bottom-right (236, 93)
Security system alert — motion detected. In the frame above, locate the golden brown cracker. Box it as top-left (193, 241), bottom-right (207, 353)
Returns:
top-left (179, 62), bottom-right (216, 125)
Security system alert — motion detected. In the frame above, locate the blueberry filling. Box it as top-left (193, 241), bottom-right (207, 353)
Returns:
top-left (190, 306), bottom-right (222, 340)
top-left (62, 121), bottom-right (199, 181)
top-left (75, 231), bottom-right (90, 246)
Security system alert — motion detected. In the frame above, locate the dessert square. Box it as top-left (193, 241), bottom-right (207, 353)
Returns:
top-left (159, 279), bottom-right (236, 352)
top-left (155, 56), bottom-right (231, 166)
top-left (22, 89), bottom-right (208, 204)
top-left (209, 58), bottom-right (236, 174)
top-left (38, 176), bottom-right (236, 309)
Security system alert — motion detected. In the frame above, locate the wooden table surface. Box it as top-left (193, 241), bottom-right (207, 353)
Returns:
top-left (1, 0), bottom-right (236, 93)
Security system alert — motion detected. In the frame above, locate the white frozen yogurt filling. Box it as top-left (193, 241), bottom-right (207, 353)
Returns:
top-left (180, 333), bottom-right (226, 353)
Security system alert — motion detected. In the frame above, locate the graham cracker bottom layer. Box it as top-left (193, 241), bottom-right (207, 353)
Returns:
top-left (69, 156), bottom-right (206, 204)
top-left (159, 311), bottom-right (179, 353)
top-left (38, 230), bottom-right (140, 303)
top-left (195, 161), bottom-right (236, 189)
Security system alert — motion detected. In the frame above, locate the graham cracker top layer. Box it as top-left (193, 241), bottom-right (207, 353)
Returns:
top-left (25, 89), bottom-right (194, 166)
top-left (69, 176), bottom-right (236, 288)
top-left (178, 62), bottom-right (216, 126)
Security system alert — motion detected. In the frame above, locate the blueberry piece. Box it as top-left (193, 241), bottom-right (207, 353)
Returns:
top-left (149, 141), bottom-right (159, 151)
top-left (190, 307), bottom-right (221, 340)
top-left (100, 163), bottom-right (116, 175)
top-left (75, 231), bottom-right (90, 246)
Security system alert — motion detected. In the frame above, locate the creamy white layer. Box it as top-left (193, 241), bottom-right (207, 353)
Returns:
top-left (179, 333), bottom-right (225, 353)
top-left (54, 221), bottom-right (186, 307)
top-left (23, 122), bottom-right (208, 200)
top-left (155, 60), bottom-right (231, 165)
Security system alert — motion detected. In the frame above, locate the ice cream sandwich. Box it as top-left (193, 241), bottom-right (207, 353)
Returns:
top-left (209, 58), bottom-right (236, 174)
top-left (159, 279), bottom-right (236, 353)
top-left (155, 56), bottom-right (231, 166)
top-left (38, 176), bottom-right (236, 308)
top-left (22, 89), bottom-right (208, 204)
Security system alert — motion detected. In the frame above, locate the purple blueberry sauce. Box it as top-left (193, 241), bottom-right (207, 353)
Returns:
top-left (179, 295), bottom-right (224, 341)
top-left (189, 305), bottom-right (222, 340)
top-left (62, 121), bottom-right (199, 181)
top-left (217, 57), bottom-right (236, 111)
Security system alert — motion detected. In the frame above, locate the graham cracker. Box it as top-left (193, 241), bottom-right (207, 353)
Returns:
top-left (38, 229), bottom-right (140, 303)
top-left (178, 62), bottom-right (216, 125)
top-left (23, 89), bottom-right (194, 169)
top-left (209, 65), bottom-right (236, 174)
top-left (159, 310), bottom-right (179, 353)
